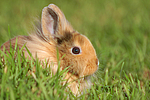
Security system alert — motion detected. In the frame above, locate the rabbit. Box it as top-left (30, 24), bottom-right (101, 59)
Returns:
top-left (1, 4), bottom-right (99, 96)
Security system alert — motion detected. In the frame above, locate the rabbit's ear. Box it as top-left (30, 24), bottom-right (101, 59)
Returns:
top-left (41, 4), bottom-right (74, 39)
top-left (42, 6), bottom-right (58, 37)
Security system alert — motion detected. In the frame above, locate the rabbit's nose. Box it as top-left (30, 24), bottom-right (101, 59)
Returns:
top-left (96, 58), bottom-right (99, 67)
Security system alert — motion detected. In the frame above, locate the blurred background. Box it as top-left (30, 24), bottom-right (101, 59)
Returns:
top-left (0, 0), bottom-right (150, 81)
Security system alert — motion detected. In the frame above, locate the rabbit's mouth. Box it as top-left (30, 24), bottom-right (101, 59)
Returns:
top-left (67, 70), bottom-right (91, 81)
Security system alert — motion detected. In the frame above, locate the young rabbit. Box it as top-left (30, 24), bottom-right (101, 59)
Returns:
top-left (1, 4), bottom-right (99, 95)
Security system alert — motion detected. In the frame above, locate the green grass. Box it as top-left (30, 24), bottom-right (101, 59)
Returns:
top-left (0, 0), bottom-right (150, 99)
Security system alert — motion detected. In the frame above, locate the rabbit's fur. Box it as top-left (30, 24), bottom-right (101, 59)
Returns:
top-left (1, 4), bottom-right (99, 95)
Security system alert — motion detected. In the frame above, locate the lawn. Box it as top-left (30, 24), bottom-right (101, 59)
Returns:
top-left (0, 0), bottom-right (150, 99)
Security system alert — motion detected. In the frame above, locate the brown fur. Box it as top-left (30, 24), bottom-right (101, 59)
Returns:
top-left (1, 4), bottom-right (99, 96)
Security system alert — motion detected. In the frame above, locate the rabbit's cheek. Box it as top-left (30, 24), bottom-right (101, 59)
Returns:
top-left (83, 61), bottom-right (98, 76)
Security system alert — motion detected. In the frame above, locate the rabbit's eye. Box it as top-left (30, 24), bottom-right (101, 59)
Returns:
top-left (71, 47), bottom-right (81, 54)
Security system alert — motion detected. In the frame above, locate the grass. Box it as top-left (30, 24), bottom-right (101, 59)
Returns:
top-left (0, 0), bottom-right (150, 99)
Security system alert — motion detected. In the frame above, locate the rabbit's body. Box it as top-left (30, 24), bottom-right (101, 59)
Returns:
top-left (1, 4), bottom-right (99, 95)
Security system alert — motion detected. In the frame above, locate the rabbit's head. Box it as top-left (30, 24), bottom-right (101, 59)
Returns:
top-left (41, 4), bottom-right (99, 78)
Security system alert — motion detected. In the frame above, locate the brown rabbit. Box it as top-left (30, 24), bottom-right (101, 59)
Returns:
top-left (1, 4), bottom-right (99, 96)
